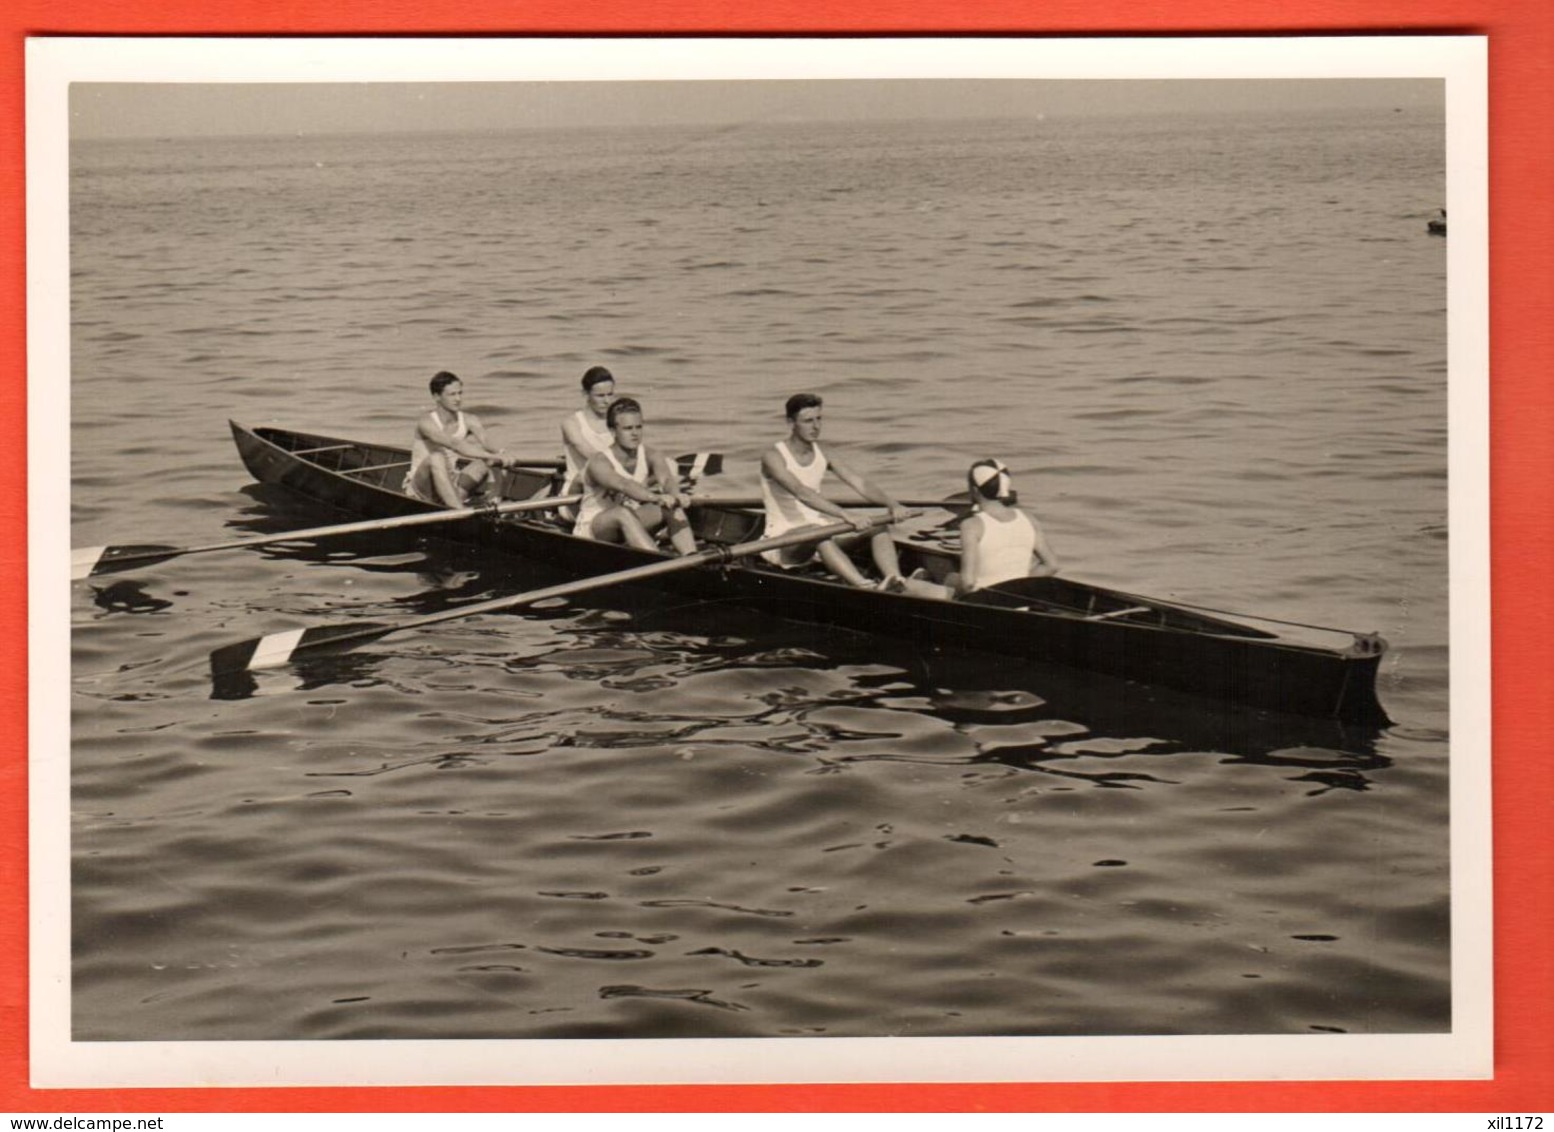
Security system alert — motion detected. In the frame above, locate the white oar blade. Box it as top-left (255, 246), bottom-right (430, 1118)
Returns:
top-left (675, 452), bottom-right (723, 485)
top-left (210, 621), bottom-right (397, 675)
top-left (248, 628), bottom-right (309, 671)
top-left (71, 547), bottom-right (106, 581)
top-left (72, 543), bottom-right (182, 580)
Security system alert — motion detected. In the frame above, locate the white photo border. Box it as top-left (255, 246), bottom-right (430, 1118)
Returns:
top-left (27, 35), bottom-right (1491, 1089)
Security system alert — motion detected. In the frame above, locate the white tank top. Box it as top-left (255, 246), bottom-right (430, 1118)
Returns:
top-left (404, 410), bottom-right (467, 494)
top-left (964, 509), bottom-right (1038, 590)
top-left (760, 441), bottom-right (830, 538)
top-left (573, 446), bottom-right (649, 537)
top-left (562, 408), bottom-right (614, 486)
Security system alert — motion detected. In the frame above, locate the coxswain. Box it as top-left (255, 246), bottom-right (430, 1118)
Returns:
top-left (901, 459), bottom-right (1059, 599)
top-left (404, 371), bottom-right (514, 508)
top-left (759, 392), bottom-right (909, 589)
top-left (573, 397), bottom-right (698, 555)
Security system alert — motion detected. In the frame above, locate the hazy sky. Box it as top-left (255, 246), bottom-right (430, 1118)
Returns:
top-left (69, 78), bottom-right (1443, 139)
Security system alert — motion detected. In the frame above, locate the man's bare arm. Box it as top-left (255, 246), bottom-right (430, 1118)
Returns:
top-left (761, 449), bottom-right (857, 525)
top-left (418, 413), bottom-right (506, 464)
top-left (827, 455), bottom-right (908, 523)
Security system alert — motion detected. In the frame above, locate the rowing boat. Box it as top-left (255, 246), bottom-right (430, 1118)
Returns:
top-left (229, 421), bottom-right (1391, 723)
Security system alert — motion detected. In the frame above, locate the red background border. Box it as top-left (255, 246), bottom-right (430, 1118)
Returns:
top-left (3, 1), bottom-right (1549, 1115)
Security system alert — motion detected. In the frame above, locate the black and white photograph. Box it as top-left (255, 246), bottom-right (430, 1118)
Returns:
top-left (30, 37), bottom-right (1490, 1086)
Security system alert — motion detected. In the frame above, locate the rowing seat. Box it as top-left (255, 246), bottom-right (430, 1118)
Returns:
top-left (1085, 605), bottom-right (1151, 622)
top-left (341, 460), bottom-right (410, 477)
top-left (337, 460), bottom-right (411, 490)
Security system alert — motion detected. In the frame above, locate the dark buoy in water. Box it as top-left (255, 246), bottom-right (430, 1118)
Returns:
top-left (1427, 208), bottom-right (1447, 236)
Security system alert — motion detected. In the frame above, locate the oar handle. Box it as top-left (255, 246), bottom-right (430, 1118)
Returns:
top-left (688, 495), bottom-right (967, 512)
top-left (496, 457), bottom-right (566, 470)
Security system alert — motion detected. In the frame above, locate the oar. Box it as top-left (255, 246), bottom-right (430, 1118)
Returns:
top-left (429, 451), bottom-right (717, 475)
top-left (74, 451), bottom-right (724, 581)
top-left (678, 452), bottom-right (723, 484)
top-left (211, 513), bottom-right (915, 675)
top-left (685, 491), bottom-right (1001, 512)
top-left (489, 457), bottom-right (566, 470)
top-left (72, 494), bottom-right (583, 581)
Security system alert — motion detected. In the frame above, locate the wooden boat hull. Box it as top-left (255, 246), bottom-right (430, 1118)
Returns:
top-left (230, 421), bottom-right (1391, 724)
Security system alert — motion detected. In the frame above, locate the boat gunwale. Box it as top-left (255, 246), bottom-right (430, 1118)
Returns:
top-left (234, 419), bottom-right (1393, 726)
top-left (240, 421), bottom-right (1365, 658)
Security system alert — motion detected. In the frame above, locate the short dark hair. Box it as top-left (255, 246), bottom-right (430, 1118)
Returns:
top-left (429, 371), bottom-right (461, 396)
top-left (785, 392), bottom-right (823, 420)
top-left (607, 397), bottom-right (643, 430)
top-left (582, 366), bottom-right (615, 393)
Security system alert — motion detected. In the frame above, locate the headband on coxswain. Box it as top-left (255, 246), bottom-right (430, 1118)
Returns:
top-left (969, 458), bottom-right (1014, 503)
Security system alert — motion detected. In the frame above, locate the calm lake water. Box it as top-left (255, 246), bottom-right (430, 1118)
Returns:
top-left (67, 107), bottom-right (1451, 1041)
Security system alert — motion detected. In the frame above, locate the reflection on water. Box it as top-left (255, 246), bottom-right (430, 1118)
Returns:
top-left (207, 520), bottom-right (1397, 802)
top-left (88, 579), bottom-right (175, 615)
top-left (91, 453), bottom-right (1436, 1041)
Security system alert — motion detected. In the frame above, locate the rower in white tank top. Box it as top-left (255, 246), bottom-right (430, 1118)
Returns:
top-left (569, 396), bottom-right (699, 556)
top-left (405, 409), bottom-right (468, 498)
top-left (760, 440), bottom-right (831, 539)
top-left (756, 393), bottom-right (911, 587)
top-left (558, 407), bottom-right (615, 520)
top-left (563, 408), bottom-right (614, 486)
top-left (960, 509), bottom-right (1039, 590)
top-left (402, 372), bottom-right (511, 507)
top-left (559, 367), bottom-right (619, 518)
top-left (573, 444), bottom-right (648, 540)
